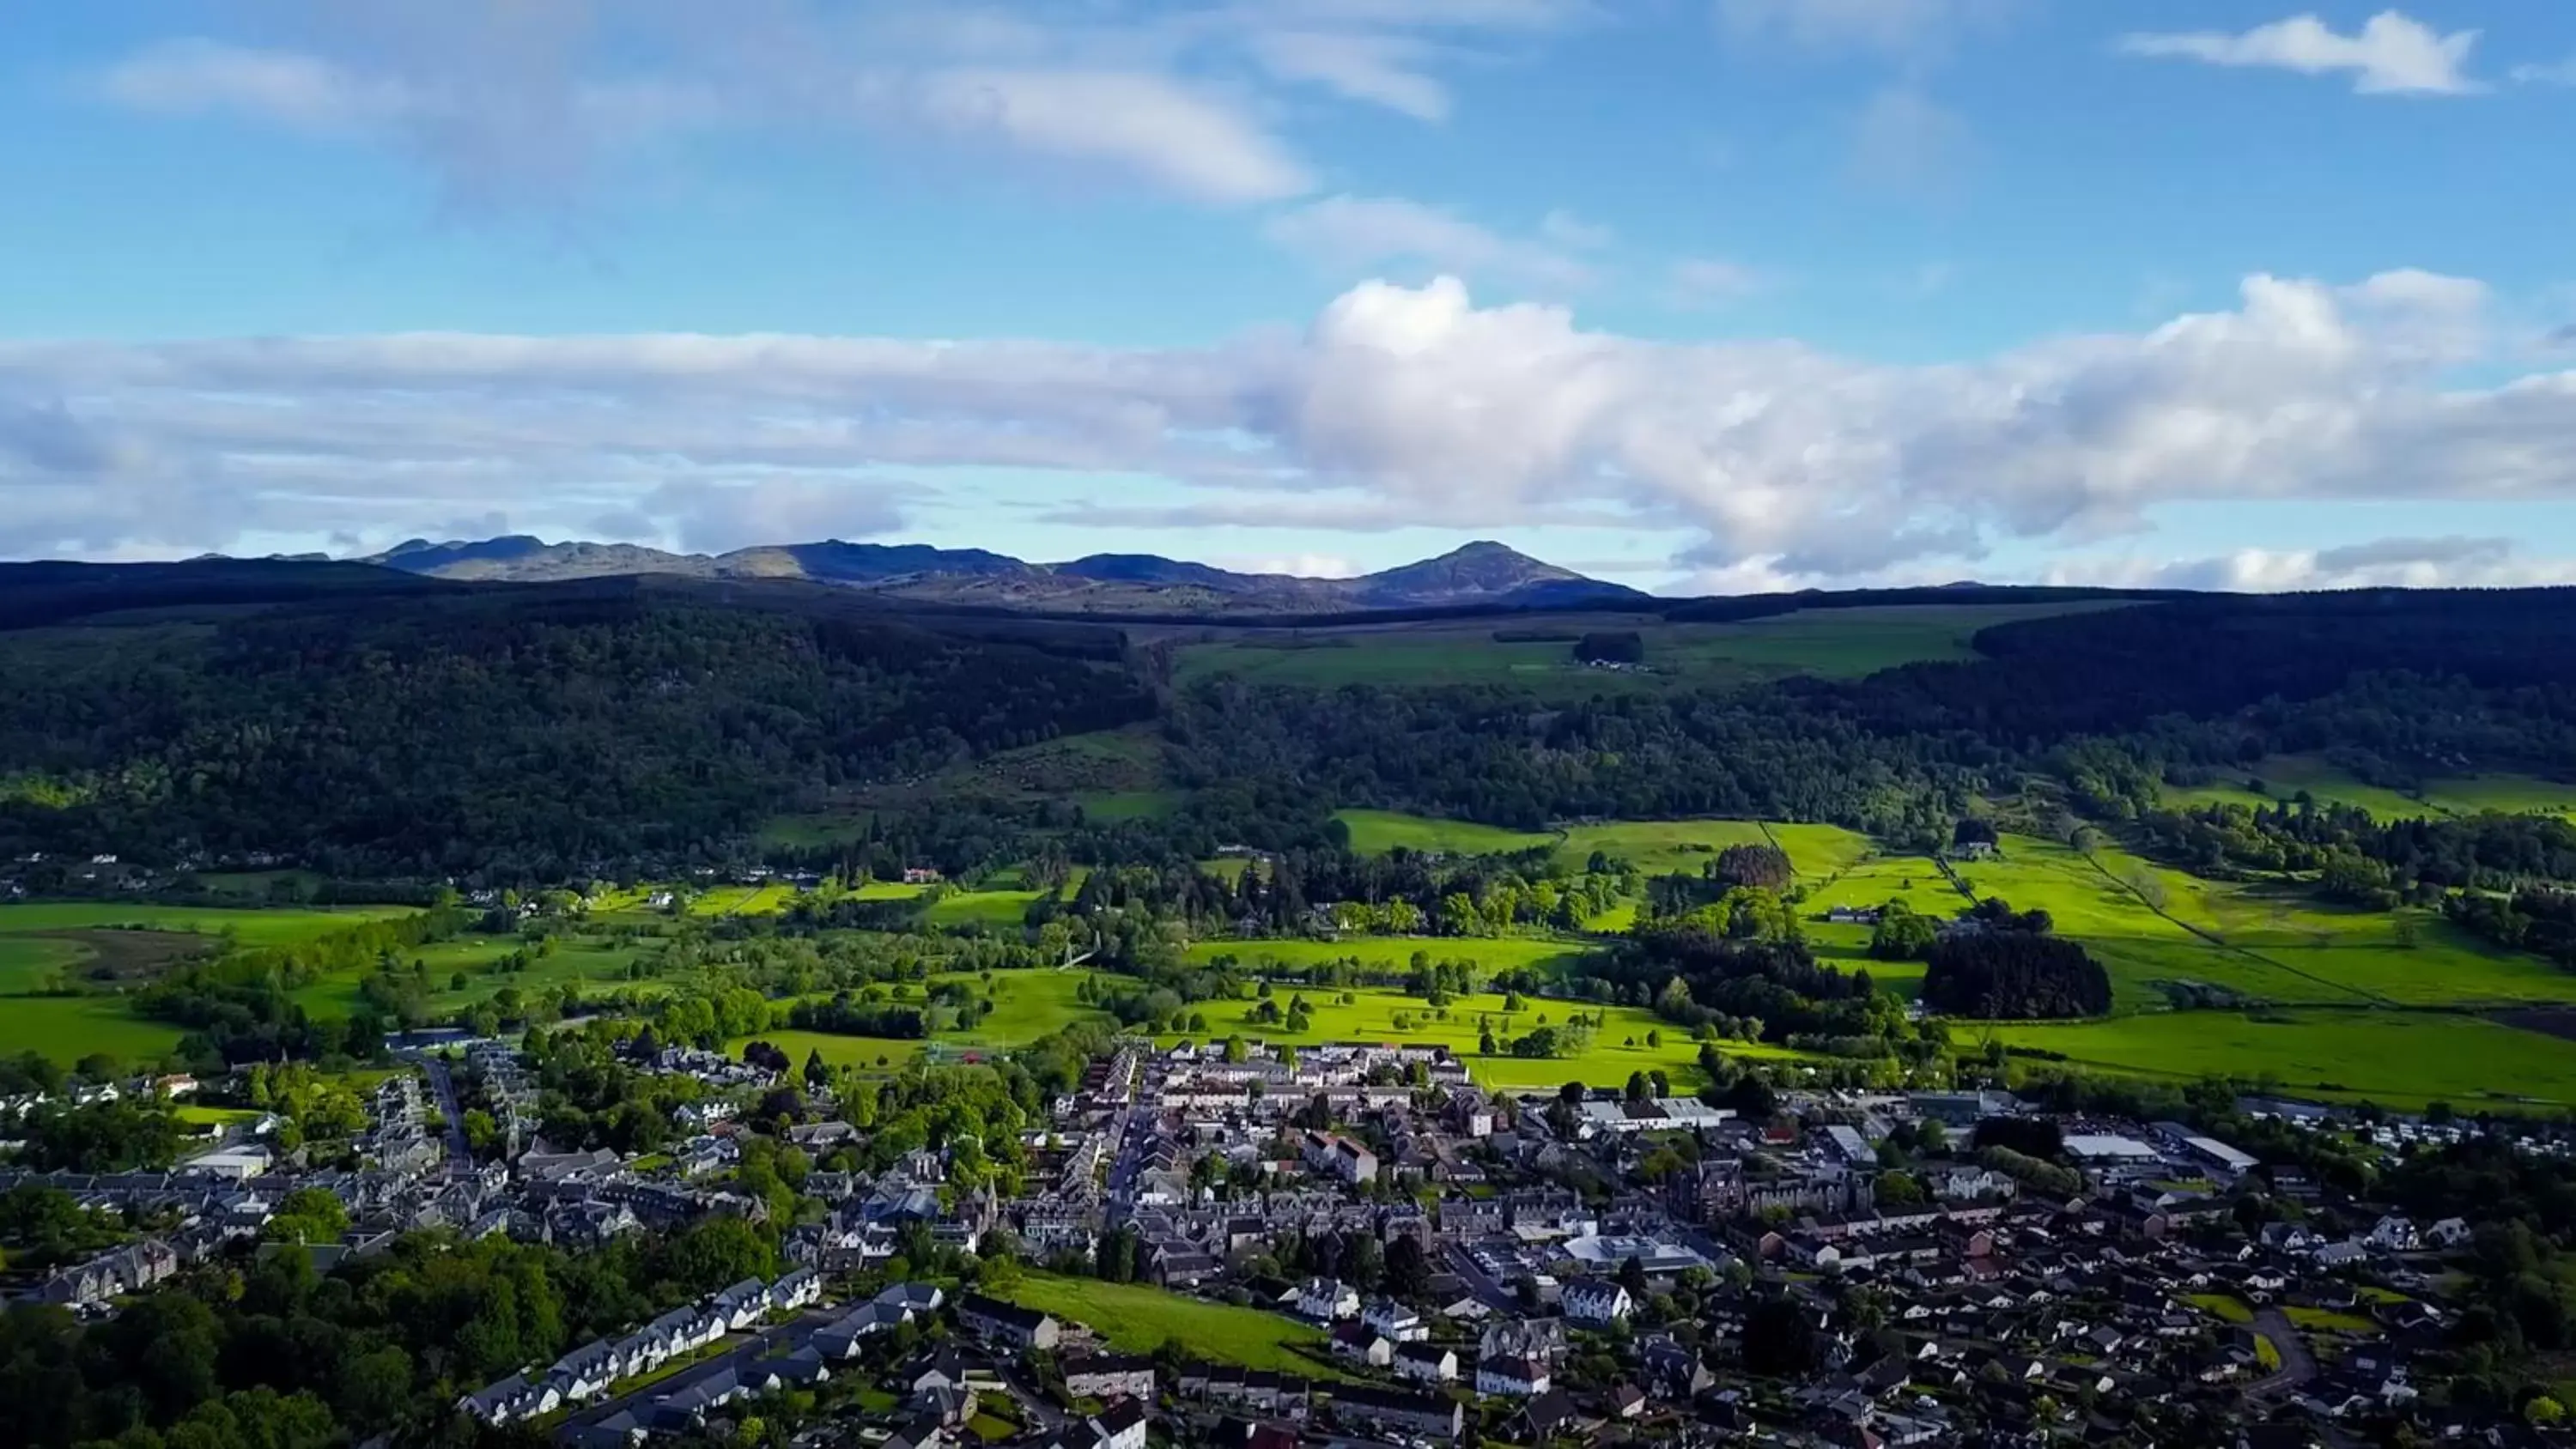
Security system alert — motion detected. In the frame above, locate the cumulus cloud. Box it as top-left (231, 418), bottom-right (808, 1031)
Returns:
top-left (1264, 196), bottom-right (1598, 289)
top-left (9, 270), bottom-right (2576, 579)
top-left (2119, 11), bottom-right (2482, 96)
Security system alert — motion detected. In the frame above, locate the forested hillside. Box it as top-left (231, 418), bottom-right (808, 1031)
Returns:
top-left (0, 579), bottom-right (1149, 876)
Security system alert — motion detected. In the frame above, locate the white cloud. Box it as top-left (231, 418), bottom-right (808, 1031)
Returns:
top-left (2044, 537), bottom-right (2576, 591)
top-left (1249, 30), bottom-right (1450, 119)
top-left (2118, 11), bottom-right (2482, 96)
top-left (1714, 0), bottom-right (2016, 58)
top-left (89, 2), bottom-right (1595, 215)
top-left (1221, 553), bottom-right (1361, 578)
top-left (1668, 257), bottom-right (1766, 306)
top-left (1265, 196), bottom-right (1598, 289)
top-left (12, 269), bottom-right (2576, 579)
top-left (893, 69), bottom-right (1313, 203)
top-left (640, 478), bottom-right (909, 555)
top-left (1850, 86), bottom-right (1975, 198)
top-left (2510, 55), bottom-right (2576, 88)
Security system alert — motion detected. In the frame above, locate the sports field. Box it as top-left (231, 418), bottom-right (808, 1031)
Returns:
top-left (997, 1274), bottom-right (1336, 1376)
top-left (1169, 602), bottom-right (2130, 695)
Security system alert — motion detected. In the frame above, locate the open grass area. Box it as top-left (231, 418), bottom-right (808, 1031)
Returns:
top-left (1188, 936), bottom-right (1596, 979)
top-left (0, 901), bottom-right (415, 944)
top-left (1167, 603), bottom-right (2131, 695)
top-left (2167, 756), bottom-right (2576, 822)
top-left (933, 970), bottom-right (1103, 1046)
top-left (0, 936), bottom-right (89, 993)
top-left (289, 936), bottom-right (658, 1017)
top-left (2185, 1293), bottom-right (2255, 1325)
top-left (926, 889), bottom-right (1047, 930)
top-left (1555, 820), bottom-right (1771, 876)
top-left (1074, 789), bottom-right (1182, 823)
top-left (1158, 977), bottom-right (1807, 1092)
top-left (734, 1029), bottom-right (925, 1074)
top-left (1334, 809), bottom-right (1554, 857)
top-left (2285, 1306), bottom-right (2380, 1335)
top-left (1985, 1009), bottom-right (2576, 1110)
top-left (0, 994), bottom-right (187, 1067)
top-left (996, 1274), bottom-right (1336, 1375)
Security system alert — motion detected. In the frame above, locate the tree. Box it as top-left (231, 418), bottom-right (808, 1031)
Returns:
top-left (1386, 1234), bottom-right (1432, 1300)
top-left (1740, 1297), bottom-right (1819, 1378)
top-left (804, 1049), bottom-right (829, 1091)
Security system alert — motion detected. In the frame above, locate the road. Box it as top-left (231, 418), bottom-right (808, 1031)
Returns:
top-left (2246, 1307), bottom-right (2318, 1399)
top-left (416, 1053), bottom-right (475, 1180)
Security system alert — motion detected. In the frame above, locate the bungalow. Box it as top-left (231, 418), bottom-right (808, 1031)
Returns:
top-left (1476, 1355), bottom-right (1552, 1397)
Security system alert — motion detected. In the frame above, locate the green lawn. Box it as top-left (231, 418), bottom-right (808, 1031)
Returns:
top-left (736, 1029), bottom-right (925, 1074)
top-left (1984, 1009), bottom-right (2576, 1110)
top-left (1074, 790), bottom-right (1182, 823)
top-left (933, 970), bottom-right (1104, 1046)
top-left (996, 1274), bottom-right (1335, 1375)
top-left (926, 889), bottom-right (1047, 930)
top-left (0, 902), bottom-right (416, 944)
top-left (291, 937), bottom-right (656, 1017)
top-left (1334, 809), bottom-right (1555, 856)
top-left (1555, 820), bottom-right (1770, 876)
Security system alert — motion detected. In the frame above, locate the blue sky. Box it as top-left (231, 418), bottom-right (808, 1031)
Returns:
top-left (5, 1), bottom-right (2576, 592)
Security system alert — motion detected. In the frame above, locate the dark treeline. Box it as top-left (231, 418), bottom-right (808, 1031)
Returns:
top-left (2451, 888), bottom-right (2576, 968)
top-left (1921, 931), bottom-right (2111, 1019)
top-left (0, 585), bottom-right (1151, 876)
top-left (2139, 798), bottom-right (2576, 894)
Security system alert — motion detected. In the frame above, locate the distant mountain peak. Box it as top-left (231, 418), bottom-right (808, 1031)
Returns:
top-left (360, 534), bottom-right (1641, 615)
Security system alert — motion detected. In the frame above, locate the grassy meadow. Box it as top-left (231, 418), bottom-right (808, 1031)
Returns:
top-left (998, 1274), bottom-right (1336, 1375)
top-left (1167, 602), bottom-right (2131, 695)
top-left (2166, 756), bottom-right (2576, 822)
top-left (1334, 809), bottom-right (1555, 856)
top-left (1984, 1009), bottom-right (2576, 1111)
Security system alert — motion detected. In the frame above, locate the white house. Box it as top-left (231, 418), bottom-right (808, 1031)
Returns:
top-left (1363, 1300), bottom-right (1429, 1343)
top-left (2366, 1216), bottom-right (2421, 1252)
top-left (1297, 1277), bottom-right (1360, 1321)
top-left (1563, 1281), bottom-right (1634, 1327)
top-left (2427, 1216), bottom-right (2472, 1248)
top-left (1476, 1355), bottom-right (1552, 1397)
top-left (1395, 1343), bottom-right (1460, 1385)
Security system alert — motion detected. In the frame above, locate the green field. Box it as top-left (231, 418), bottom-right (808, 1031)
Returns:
top-left (289, 937), bottom-right (657, 1018)
top-left (737, 1028), bottom-right (926, 1074)
top-left (0, 994), bottom-right (188, 1067)
top-left (997, 1274), bottom-right (1336, 1375)
top-left (1985, 1009), bottom-right (2576, 1110)
top-left (1169, 603), bottom-right (2131, 695)
top-left (0, 902), bottom-right (416, 944)
top-left (926, 889), bottom-right (1047, 931)
top-left (1159, 978), bottom-right (1806, 1091)
top-left (2167, 756), bottom-right (2576, 822)
top-left (1188, 936), bottom-right (1595, 979)
top-left (0, 936), bottom-right (89, 994)
top-left (1334, 809), bottom-right (1554, 856)
top-left (1074, 789), bottom-right (1182, 823)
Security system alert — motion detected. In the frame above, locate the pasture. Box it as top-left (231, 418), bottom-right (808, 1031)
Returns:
top-left (0, 902), bottom-right (415, 945)
top-left (734, 1028), bottom-right (924, 1075)
top-left (2166, 756), bottom-right (2576, 822)
top-left (1334, 809), bottom-right (1554, 856)
top-left (289, 937), bottom-right (657, 1018)
top-left (1166, 602), bottom-right (2131, 695)
top-left (997, 1274), bottom-right (1336, 1376)
top-left (1984, 1009), bottom-right (2576, 1110)
top-left (1555, 820), bottom-right (1771, 876)
top-left (0, 936), bottom-right (88, 994)
top-left (1187, 936), bottom-right (1595, 979)
top-left (0, 994), bottom-right (187, 1068)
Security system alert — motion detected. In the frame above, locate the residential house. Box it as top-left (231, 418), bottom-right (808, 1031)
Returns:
top-left (1563, 1280), bottom-right (1634, 1327)
top-left (1394, 1343), bottom-right (1460, 1385)
top-left (959, 1293), bottom-right (1060, 1349)
top-left (1476, 1355), bottom-right (1552, 1397)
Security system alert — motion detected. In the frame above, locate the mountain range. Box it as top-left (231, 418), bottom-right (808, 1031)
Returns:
top-left (363, 537), bottom-right (1648, 615)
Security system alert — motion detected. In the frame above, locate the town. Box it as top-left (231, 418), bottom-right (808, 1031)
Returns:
top-left (3, 1021), bottom-right (2539, 1449)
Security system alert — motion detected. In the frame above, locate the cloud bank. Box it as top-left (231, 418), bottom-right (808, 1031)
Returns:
top-left (6, 270), bottom-right (2575, 584)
